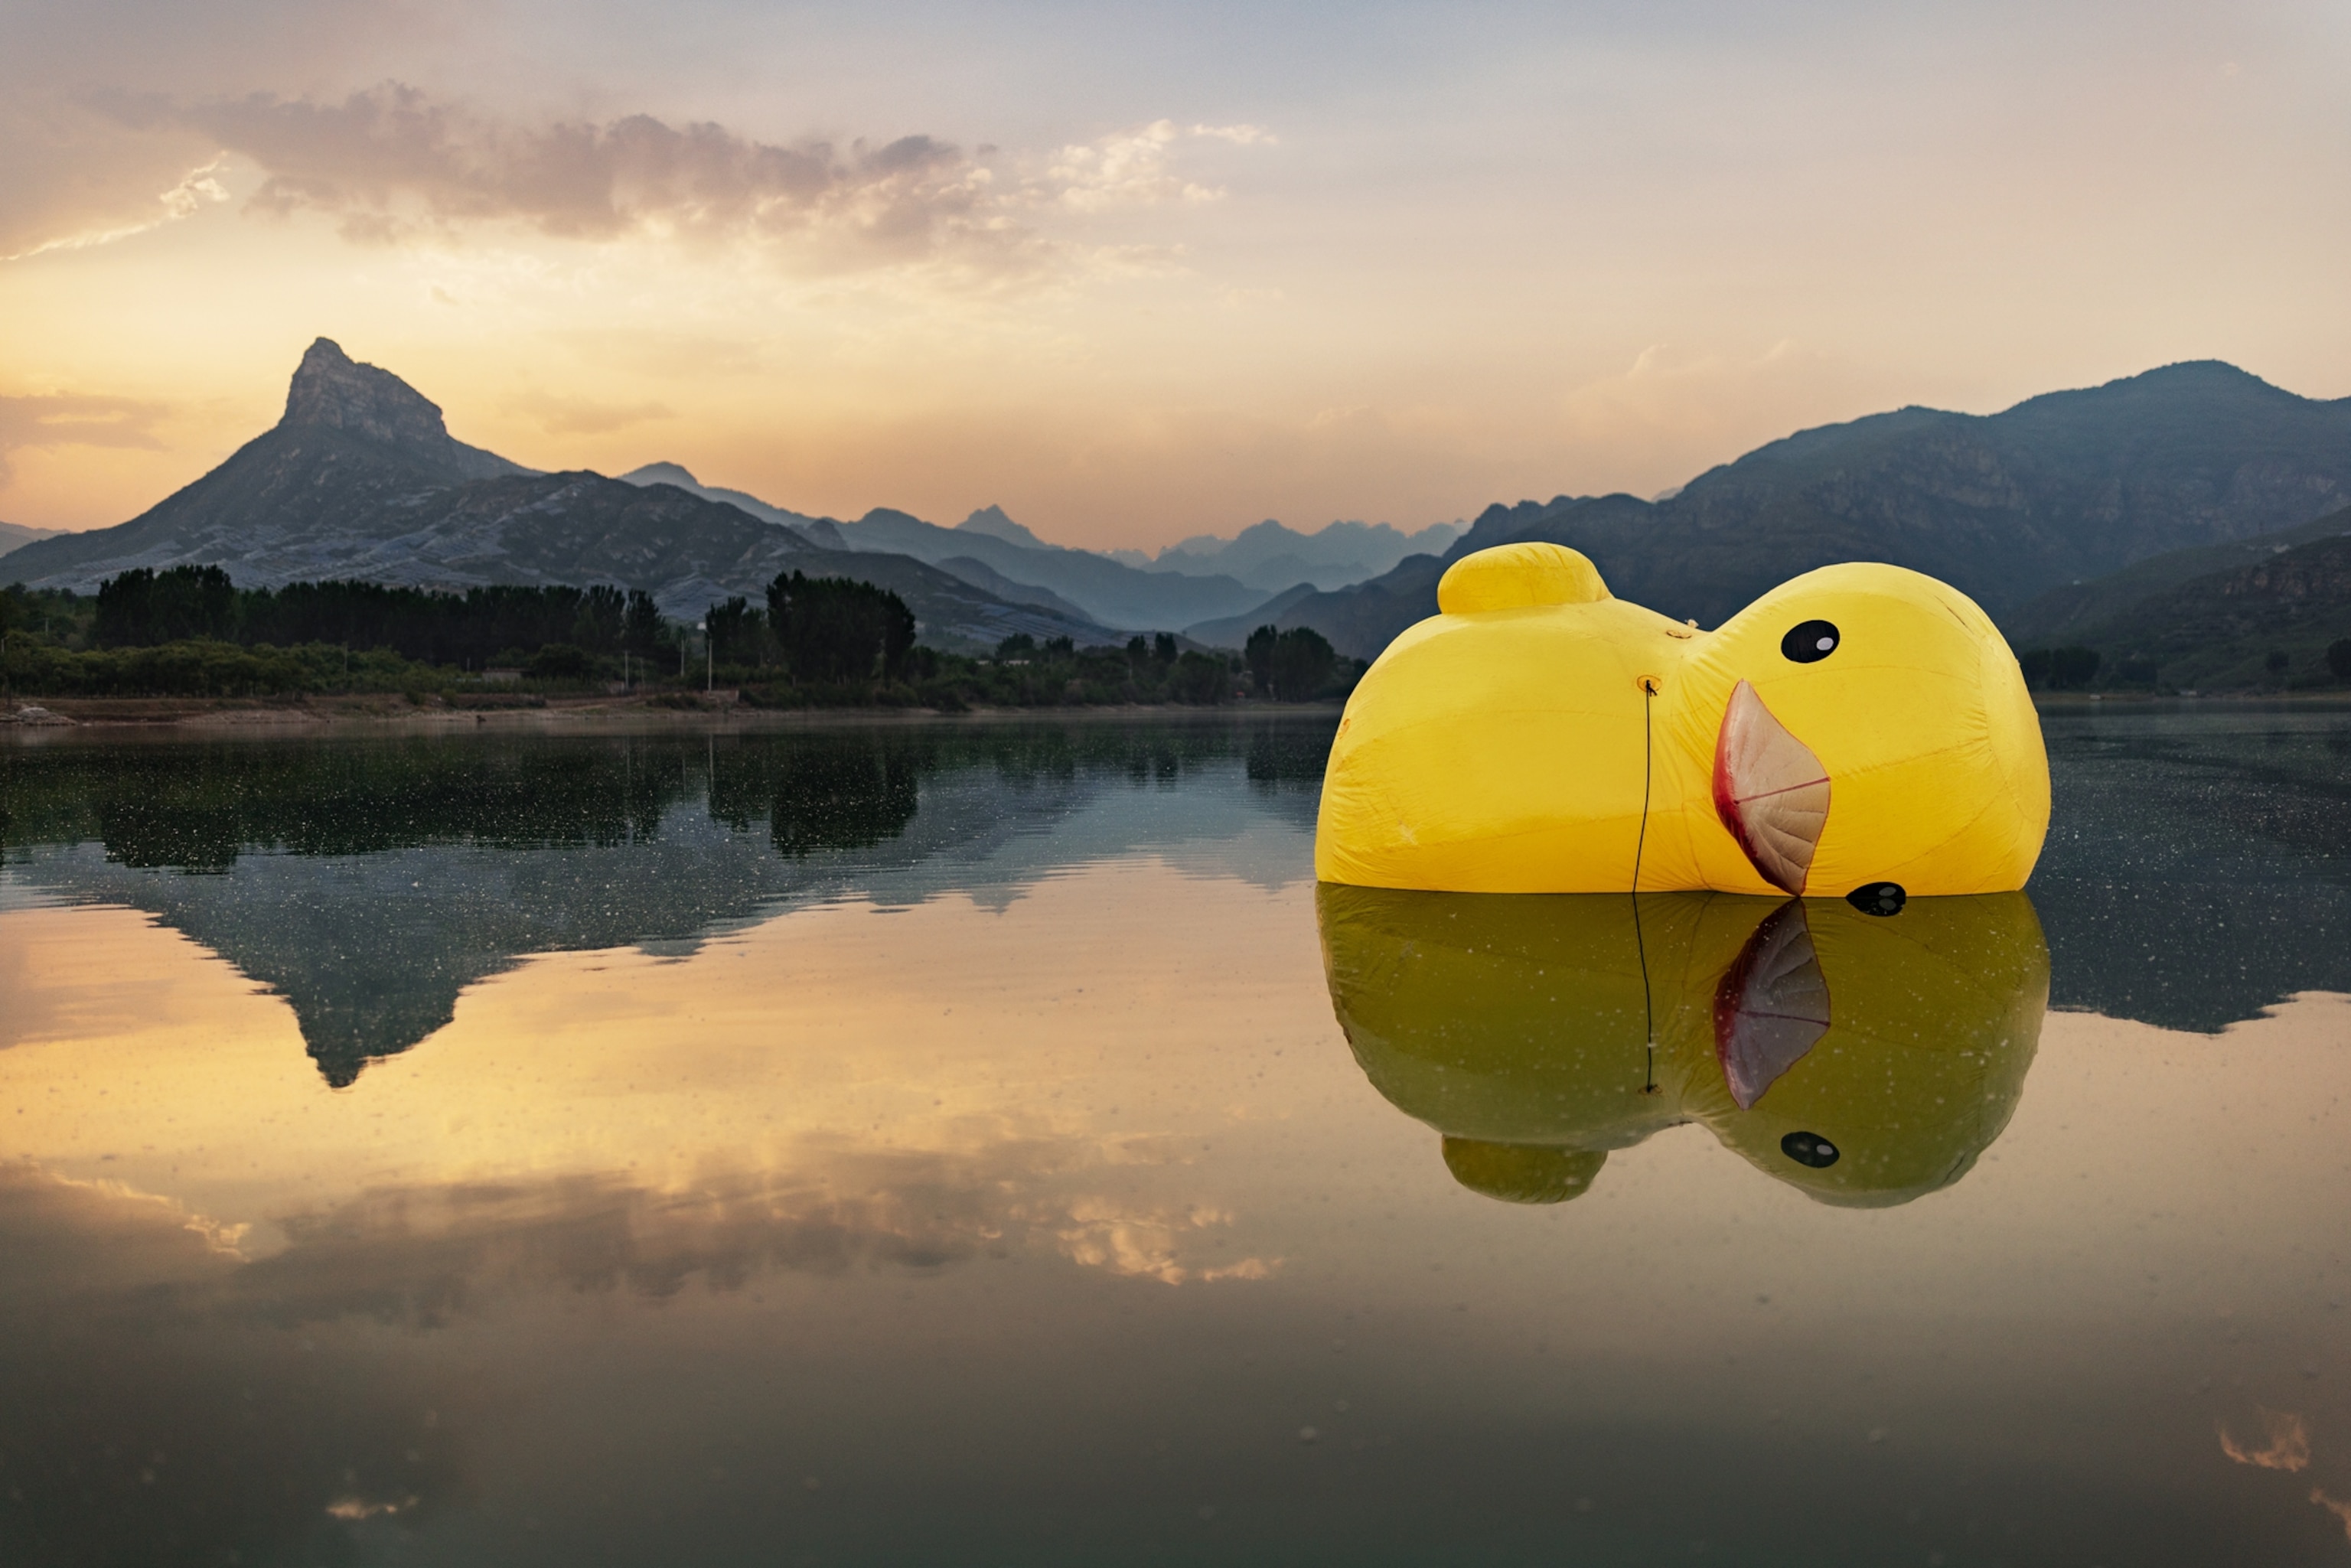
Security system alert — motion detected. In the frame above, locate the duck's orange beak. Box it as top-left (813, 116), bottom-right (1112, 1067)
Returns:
top-left (1713, 680), bottom-right (1830, 895)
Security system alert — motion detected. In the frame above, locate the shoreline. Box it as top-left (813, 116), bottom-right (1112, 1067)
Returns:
top-left (6, 687), bottom-right (2348, 738)
top-left (2031, 691), bottom-right (2351, 708)
top-left (0, 692), bottom-right (1346, 736)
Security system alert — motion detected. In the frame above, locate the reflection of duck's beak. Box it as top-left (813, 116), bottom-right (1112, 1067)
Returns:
top-left (1711, 900), bottom-right (1830, 1110)
top-left (1713, 680), bottom-right (1830, 895)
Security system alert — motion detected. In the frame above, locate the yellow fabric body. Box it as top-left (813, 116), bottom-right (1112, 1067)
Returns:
top-left (1315, 545), bottom-right (2051, 895)
top-left (1317, 884), bottom-right (2049, 1208)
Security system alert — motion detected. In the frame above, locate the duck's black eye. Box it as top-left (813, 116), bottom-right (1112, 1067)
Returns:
top-left (1782, 1131), bottom-right (1840, 1169)
top-left (1782, 620), bottom-right (1841, 663)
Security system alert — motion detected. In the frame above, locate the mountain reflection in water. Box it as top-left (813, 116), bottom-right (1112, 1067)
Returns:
top-left (0, 722), bottom-right (1329, 1084)
top-left (1320, 888), bottom-right (2048, 1208)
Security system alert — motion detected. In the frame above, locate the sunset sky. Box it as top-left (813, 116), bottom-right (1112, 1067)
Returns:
top-left (5, 0), bottom-right (2348, 548)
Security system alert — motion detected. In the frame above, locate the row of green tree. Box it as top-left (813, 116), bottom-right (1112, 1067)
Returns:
top-left (86, 566), bottom-right (668, 666)
top-left (912, 634), bottom-right (1237, 708)
top-left (953, 625), bottom-right (1343, 700)
top-left (2018, 641), bottom-right (2351, 692)
top-left (685, 599), bottom-right (1349, 709)
top-left (0, 566), bottom-right (924, 693)
top-left (2016, 647), bottom-right (2109, 690)
top-left (1242, 624), bottom-right (1344, 701)
top-left (2, 568), bottom-right (1361, 706)
top-left (702, 572), bottom-right (918, 682)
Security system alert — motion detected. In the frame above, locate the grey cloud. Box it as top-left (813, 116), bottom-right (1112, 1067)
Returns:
top-left (0, 0), bottom-right (461, 256)
top-left (96, 83), bottom-right (1016, 271)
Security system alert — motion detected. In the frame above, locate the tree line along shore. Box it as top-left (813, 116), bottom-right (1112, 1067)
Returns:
top-left (12, 562), bottom-right (2344, 716)
top-left (0, 565), bottom-right (1357, 711)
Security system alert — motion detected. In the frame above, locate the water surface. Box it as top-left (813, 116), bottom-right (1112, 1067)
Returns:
top-left (3, 706), bottom-right (2349, 1566)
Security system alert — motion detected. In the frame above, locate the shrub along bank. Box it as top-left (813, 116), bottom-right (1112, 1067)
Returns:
top-left (0, 636), bottom-right (450, 699)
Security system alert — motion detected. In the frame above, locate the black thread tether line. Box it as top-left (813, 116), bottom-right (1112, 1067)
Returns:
top-left (1632, 678), bottom-right (1658, 1094)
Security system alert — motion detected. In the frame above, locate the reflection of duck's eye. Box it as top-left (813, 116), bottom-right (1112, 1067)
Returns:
top-left (1781, 1131), bottom-right (1840, 1169)
top-left (1846, 882), bottom-right (1906, 917)
top-left (1781, 620), bottom-right (1841, 663)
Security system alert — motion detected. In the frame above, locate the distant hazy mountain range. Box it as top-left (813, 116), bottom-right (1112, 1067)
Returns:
top-left (1202, 362), bottom-right (2351, 657)
top-left (1117, 517), bottom-right (1462, 592)
top-left (0, 521), bottom-right (60, 559)
top-left (614, 468), bottom-right (1458, 606)
top-left (615, 468), bottom-right (1296, 631)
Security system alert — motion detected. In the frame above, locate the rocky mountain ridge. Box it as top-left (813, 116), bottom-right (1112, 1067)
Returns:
top-left (2008, 503), bottom-right (2351, 648)
top-left (2001, 503), bottom-right (2351, 688)
top-left (2, 342), bottom-right (1115, 650)
top-left (618, 461), bottom-right (829, 535)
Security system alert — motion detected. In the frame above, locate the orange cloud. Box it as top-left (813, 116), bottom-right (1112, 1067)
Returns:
top-left (0, 391), bottom-right (171, 486)
top-left (2219, 1408), bottom-right (2311, 1472)
top-left (1048, 119), bottom-right (1270, 213)
top-left (505, 388), bottom-right (674, 437)
top-left (1, 158), bottom-right (230, 262)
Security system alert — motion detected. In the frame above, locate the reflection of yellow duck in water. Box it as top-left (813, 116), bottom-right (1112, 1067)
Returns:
top-left (1318, 885), bottom-right (2049, 1207)
top-left (1316, 543), bottom-right (2050, 896)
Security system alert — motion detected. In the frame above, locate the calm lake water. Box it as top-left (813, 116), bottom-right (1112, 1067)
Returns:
top-left (3, 706), bottom-right (2349, 1567)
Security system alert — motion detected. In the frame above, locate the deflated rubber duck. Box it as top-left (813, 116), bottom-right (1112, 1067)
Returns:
top-left (1316, 543), bottom-right (2050, 896)
top-left (1317, 884), bottom-right (2049, 1208)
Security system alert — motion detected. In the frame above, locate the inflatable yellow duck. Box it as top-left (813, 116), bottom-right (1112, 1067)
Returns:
top-left (1316, 544), bottom-right (2049, 896)
top-left (1318, 885), bottom-right (2049, 1207)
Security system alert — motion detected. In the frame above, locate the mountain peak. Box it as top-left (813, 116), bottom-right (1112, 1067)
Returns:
top-left (2129, 358), bottom-right (2269, 385)
top-left (959, 505), bottom-right (1052, 550)
top-left (282, 337), bottom-right (455, 446)
top-left (2079, 360), bottom-right (2288, 404)
top-left (623, 461), bottom-right (701, 488)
